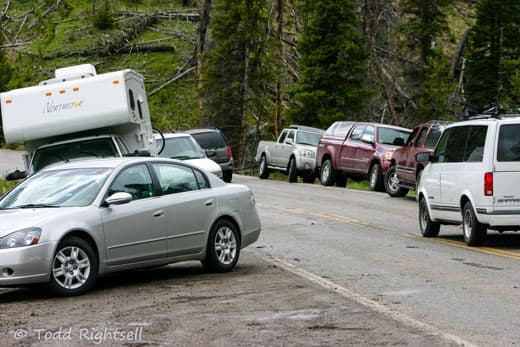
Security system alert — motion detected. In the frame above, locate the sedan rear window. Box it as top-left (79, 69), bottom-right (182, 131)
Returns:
top-left (497, 124), bottom-right (520, 161)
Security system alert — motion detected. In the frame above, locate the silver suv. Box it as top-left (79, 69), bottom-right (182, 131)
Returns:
top-left (417, 114), bottom-right (520, 246)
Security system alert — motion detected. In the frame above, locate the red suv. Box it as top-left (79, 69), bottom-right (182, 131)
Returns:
top-left (384, 121), bottom-right (449, 197)
top-left (316, 121), bottom-right (411, 191)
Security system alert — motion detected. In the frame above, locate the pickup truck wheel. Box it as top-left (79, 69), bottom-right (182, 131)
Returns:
top-left (258, 155), bottom-right (270, 179)
top-left (320, 159), bottom-right (336, 186)
top-left (419, 198), bottom-right (440, 237)
top-left (288, 158), bottom-right (298, 183)
top-left (384, 166), bottom-right (408, 197)
top-left (462, 202), bottom-right (487, 246)
top-left (368, 163), bottom-right (384, 191)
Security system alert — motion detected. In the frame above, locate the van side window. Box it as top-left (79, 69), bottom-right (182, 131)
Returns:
top-left (497, 124), bottom-right (520, 161)
top-left (434, 127), bottom-right (468, 163)
top-left (464, 126), bottom-right (487, 162)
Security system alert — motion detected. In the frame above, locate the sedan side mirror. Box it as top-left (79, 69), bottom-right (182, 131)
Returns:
top-left (105, 192), bottom-right (133, 206)
top-left (416, 152), bottom-right (431, 162)
top-left (5, 169), bottom-right (27, 181)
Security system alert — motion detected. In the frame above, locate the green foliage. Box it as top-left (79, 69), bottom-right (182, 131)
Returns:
top-left (465, 0), bottom-right (520, 112)
top-left (202, 0), bottom-right (277, 165)
top-left (0, 179), bottom-right (17, 197)
top-left (94, 1), bottom-right (114, 30)
top-left (287, 0), bottom-right (370, 129)
top-left (418, 46), bottom-right (457, 121)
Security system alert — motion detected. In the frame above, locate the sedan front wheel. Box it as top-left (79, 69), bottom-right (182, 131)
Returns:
top-left (203, 219), bottom-right (240, 272)
top-left (49, 236), bottom-right (98, 296)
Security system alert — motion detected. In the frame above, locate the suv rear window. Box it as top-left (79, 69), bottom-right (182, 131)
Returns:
top-left (190, 132), bottom-right (227, 149)
top-left (497, 124), bottom-right (520, 161)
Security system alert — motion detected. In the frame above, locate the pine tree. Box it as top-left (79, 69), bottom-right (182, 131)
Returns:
top-left (202, 0), bottom-right (276, 169)
top-left (465, 0), bottom-right (520, 112)
top-left (288, 0), bottom-right (369, 129)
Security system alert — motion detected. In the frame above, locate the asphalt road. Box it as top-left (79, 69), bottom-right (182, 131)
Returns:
top-left (240, 174), bottom-right (520, 347)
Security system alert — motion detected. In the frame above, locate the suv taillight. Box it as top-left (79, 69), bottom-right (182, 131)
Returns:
top-left (227, 145), bottom-right (233, 157)
top-left (484, 172), bottom-right (493, 196)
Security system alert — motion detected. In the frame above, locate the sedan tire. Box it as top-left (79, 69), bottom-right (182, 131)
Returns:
top-left (49, 236), bottom-right (98, 296)
top-left (203, 219), bottom-right (241, 273)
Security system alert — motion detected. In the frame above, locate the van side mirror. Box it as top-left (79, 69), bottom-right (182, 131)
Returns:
top-left (416, 152), bottom-right (431, 162)
top-left (5, 169), bottom-right (27, 181)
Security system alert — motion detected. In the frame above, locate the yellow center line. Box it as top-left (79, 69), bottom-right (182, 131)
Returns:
top-left (404, 233), bottom-right (520, 261)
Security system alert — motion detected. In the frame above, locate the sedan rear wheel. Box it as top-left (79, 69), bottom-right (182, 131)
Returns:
top-left (49, 237), bottom-right (98, 296)
top-left (203, 220), bottom-right (240, 272)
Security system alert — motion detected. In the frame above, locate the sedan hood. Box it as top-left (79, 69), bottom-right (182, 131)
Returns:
top-left (0, 208), bottom-right (79, 238)
top-left (186, 158), bottom-right (223, 178)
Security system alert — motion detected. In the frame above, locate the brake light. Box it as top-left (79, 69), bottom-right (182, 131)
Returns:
top-left (484, 172), bottom-right (493, 196)
top-left (227, 145), bottom-right (233, 157)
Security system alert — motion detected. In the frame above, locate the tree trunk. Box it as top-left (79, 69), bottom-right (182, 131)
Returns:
top-left (239, 45), bottom-right (250, 170)
top-left (274, 0), bottom-right (283, 138)
top-left (196, 0), bottom-right (212, 115)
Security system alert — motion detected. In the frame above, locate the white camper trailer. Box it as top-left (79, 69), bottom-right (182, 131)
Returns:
top-left (0, 64), bottom-right (157, 179)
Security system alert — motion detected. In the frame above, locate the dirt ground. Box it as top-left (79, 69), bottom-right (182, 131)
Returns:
top-left (0, 250), bottom-right (457, 346)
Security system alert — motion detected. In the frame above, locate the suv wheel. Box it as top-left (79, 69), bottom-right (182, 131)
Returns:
top-left (419, 198), bottom-right (440, 237)
top-left (288, 158), bottom-right (298, 183)
top-left (369, 163), bottom-right (384, 191)
top-left (258, 155), bottom-right (270, 179)
top-left (462, 202), bottom-right (487, 246)
top-left (320, 159), bottom-right (336, 186)
top-left (384, 166), bottom-right (408, 197)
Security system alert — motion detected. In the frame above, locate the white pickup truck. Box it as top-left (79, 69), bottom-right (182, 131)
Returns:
top-left (255, 125), bottom-right (324, 183)
top-left (1, 64), bottom-right (158, 180)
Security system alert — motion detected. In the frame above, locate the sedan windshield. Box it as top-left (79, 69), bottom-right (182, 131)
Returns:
top-left (378, 128), bottom-right (411, 145)
top-left (158, 137), bottom-right (206, 160)
top-left (296, 131), bottom-right (323, 146)
top-left (0, 168), bottom-right (111, 209)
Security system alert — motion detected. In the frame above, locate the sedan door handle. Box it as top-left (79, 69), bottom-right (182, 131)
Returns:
top-left (205, 199), bottom-right (215, 206)
top-left (153, 210), bottom-right (164, 217)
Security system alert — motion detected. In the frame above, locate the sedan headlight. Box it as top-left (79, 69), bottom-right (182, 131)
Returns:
top-left (302, 150), bottom-right (315, 159)
top-left (0, 228), bottom-right (41, 249)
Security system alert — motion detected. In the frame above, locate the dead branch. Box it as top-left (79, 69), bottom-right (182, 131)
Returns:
top-left (13, 13), bottom-right (28, 42)
top-left (28, 0), bottom-right (62, 29)
top-left (378, 62), bottom-right (417, 110)
top-left (0, 41), bottom-right (32, 48)
top-left (147, 26), bottom-right (195, 43)
top-left (1, 1), bottom-right (10, 17)
top-left (451, 29), bottom-right (469, 75)
top-left (117, 11), bottom-right (200, 21)
top-left (149, 66), bottom-right (196, 96)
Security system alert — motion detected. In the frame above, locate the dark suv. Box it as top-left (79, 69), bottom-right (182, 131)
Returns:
top-left (185, 128), bottom-right (234, 182)
top-left (384, 121), bottom-right (449, 197)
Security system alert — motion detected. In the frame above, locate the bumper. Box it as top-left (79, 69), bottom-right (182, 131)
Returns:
top-left (297, 157), bottom-right (318, 175)
top-left (0, 242), bottom-right (54, 286)
top-left (477, 209), bottom-right (520, 228)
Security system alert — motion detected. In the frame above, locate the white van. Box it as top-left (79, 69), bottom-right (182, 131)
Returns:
top-left (417, 114), bottom-right (520, 246)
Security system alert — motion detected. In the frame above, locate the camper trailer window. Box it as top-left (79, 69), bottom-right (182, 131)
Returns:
top-left (129, 89), bottom-right (136, 111)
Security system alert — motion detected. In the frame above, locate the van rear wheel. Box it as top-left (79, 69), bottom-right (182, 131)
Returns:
top-left (462, 202), bottom-right (487, 246)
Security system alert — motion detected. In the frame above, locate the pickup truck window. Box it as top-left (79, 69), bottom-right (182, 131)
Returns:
top-left (296, 131), bottom-right (322, 146)
top-left (334, 122), bottom-right (353, 138)
top-left (414, 127), bottom-right (428, 147)
top-left (286, 130), bottom-right (295, 143)
top-left (32, 138), bottom-right (119, 173)
top-left (377, 127), bottom-right (410, 145)
top-left (350, 125), bottom-right (366, 141)
top-left (278, 130), bottom-right (288, 143)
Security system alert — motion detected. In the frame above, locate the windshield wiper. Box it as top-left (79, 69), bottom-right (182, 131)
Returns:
top-left (11, 204), bottom-right (60, 209)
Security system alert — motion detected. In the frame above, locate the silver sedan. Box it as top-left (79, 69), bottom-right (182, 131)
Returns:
top-left (0, 157), bottom-right (261, 296)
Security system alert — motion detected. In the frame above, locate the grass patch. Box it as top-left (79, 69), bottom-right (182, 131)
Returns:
top-left (0, 179), bottom-right (18, 197)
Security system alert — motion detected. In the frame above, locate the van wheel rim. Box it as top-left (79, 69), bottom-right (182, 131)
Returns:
top-left (52, 246), bottom-right (91, 290)
top-left (463, 210), bottom-right (472, 238)
top-left (215, 227), bottom-right (237, 265)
